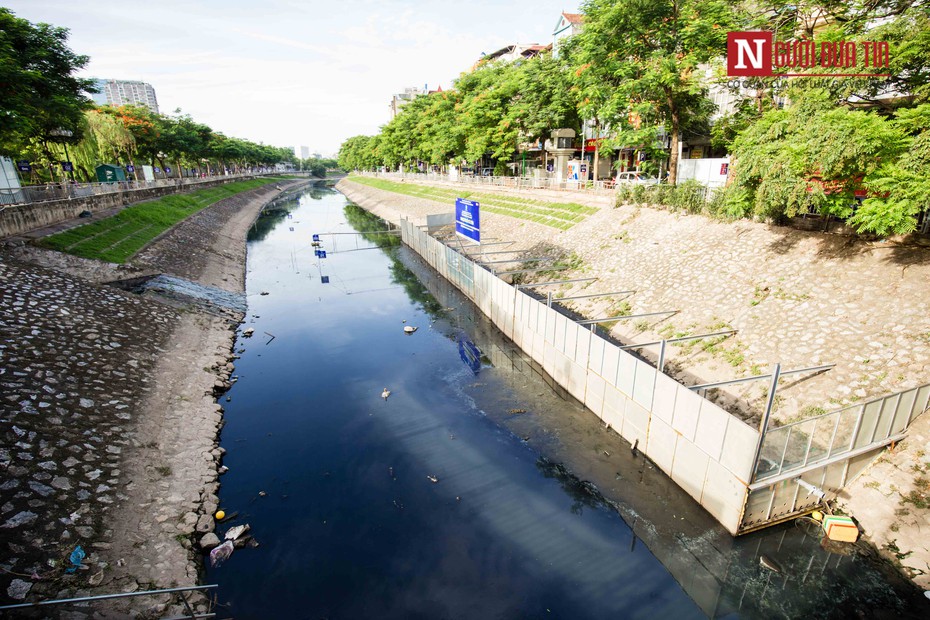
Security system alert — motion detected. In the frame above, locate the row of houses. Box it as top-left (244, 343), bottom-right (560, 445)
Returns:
top-left (385, 11), bottom-right (757, 189)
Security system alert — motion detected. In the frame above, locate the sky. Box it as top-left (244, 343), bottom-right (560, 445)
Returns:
top-left (8, 0), bottom-right (580, 157)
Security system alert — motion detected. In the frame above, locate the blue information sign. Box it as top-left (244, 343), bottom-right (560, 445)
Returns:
top-left (455, 198), bottom-right (480, 243)
top-left (154, 167), bottom-right (161, 173)
top-left (312, 234), bottom-right (320, 242)
top-left (16, 160), bottom-right (31, 172)
top-left (165, 166), bottom-right (172, 174)
top-left (126, 165), bottom-right (135, 172)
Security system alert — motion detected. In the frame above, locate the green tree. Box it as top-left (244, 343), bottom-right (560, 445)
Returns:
top-left (566, 0), bottom-right (738, 183)
top-left (727, 103), bottom-right (908, 223)
top-left (507, 53), bottom-right (580, 147)
top-left (339, 134), bottom-right (383, 171)
top-left (456, 61), bottom-right (522, 164)
top-left (158, 110), bottom-right (212, 177)
top-left (851, 103), bottom-right (930, 235)
top-left (0, 8), bottom-right (95, 154)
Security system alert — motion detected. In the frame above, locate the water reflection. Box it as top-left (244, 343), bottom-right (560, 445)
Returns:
top-left (375, 204), bottom-right (930, 620)
top-left (208, 187), bottom-right (928, 620)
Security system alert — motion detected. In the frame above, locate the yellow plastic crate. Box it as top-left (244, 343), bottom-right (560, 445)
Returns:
top-left (822, 515), bottom-right (859, 543)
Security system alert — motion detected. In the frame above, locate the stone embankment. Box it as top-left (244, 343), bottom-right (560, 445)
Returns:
top-left (0, 176), bottom-right (262, 240)
top-left (0, 180), bottom-right (305, 617)
top-left (338, 176), bottom-right (930, 589)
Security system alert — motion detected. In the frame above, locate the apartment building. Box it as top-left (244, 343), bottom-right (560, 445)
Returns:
top-left (90, 79), bottom-right (160, 113)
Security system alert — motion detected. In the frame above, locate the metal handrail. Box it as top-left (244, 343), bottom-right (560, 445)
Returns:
top-left (0, 584), bottom-right (217, 613)
top-left (0, 171), bottom-right (288, 207)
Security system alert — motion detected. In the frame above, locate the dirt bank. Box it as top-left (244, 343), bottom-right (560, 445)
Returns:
top-left (0, 180), bottom-right (309, 617)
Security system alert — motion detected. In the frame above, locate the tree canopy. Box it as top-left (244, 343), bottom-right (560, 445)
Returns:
top-left (0, 7), bottom-right (95, 153)
top-left (564, 0), bottom-right (737, 183)
top-left (0, 8), bottom-right (296, 183)
top-left (340, 1), bottom-right (930, 235)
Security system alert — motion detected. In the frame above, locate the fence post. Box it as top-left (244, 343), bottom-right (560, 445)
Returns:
top-left (751, 363), bottom-right (782, 481)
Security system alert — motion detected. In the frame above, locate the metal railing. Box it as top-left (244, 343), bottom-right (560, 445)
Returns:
top-left (0, 170), bottom-right (288, 207)
top-left (0, 584), bottom-right (217, 618)
top-left (753, 382), bottom-right (930, 483)
top-left (363, 170), bottom-right (619, 194)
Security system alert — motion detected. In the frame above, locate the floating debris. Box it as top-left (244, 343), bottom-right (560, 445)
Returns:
top-left (403, 326), bottom-right (418, 334)
top-left (225, 524), bottom-right (250, 541)
top-left (210, 541), bottom-right (234, 567)
top-left (507, 408), bottom-right (527, 415)
top-left (760, 554), bottom-right (783, 573)
top-left (427, 475), bottom-right (438, 483)
top-left (258, 491), bottom-right (267, 497)
top-left (242, 328), bottom-right (254, 338)
top-left (381, 387), bottom-right (391, 400)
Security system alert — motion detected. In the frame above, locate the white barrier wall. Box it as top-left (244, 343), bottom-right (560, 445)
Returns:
top-left (401, 221), bottom-right (759, 535)
top-left (677, 157), bottom-right (730, 189)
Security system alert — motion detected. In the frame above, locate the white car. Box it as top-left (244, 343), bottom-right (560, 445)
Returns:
top-left (615, 171), bottom-right (659, 185)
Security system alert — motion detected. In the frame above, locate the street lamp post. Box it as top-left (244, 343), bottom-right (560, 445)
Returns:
top-left (48, 128), bottom-right (75, 183)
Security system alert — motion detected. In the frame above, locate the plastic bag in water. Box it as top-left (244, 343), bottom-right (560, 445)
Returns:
top-left (209, 541), bottom-right (234, 568)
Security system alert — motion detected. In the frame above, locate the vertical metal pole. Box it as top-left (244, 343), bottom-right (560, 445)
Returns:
top-left (657, 339), bottom-right (667, 373)
top-left (547, 291), bottom-right (553, 308)
top-left (751, 363), bottom-right (781, 481)
top-left (62, 142), bottom-right (75, 183)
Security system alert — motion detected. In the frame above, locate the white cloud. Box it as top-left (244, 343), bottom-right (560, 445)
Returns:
top-left (6, 0), bottom-right (577, 154)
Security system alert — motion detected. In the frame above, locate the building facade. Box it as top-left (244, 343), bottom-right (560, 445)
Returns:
top-left (552, 12), bottom-right (583, 57)
top-left (90, 79), bottom-right (160, 113)
top-left (389, 87), bottom-right (425, 120)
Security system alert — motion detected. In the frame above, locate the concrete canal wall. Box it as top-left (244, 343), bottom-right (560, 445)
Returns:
top-left (0, 176), bottom-right (267, 239)
top-left (400, 219), bottom-right (760, 535)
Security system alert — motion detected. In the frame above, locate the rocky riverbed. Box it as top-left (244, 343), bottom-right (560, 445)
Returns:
top-left (0, 180), bottom-right (307, 617)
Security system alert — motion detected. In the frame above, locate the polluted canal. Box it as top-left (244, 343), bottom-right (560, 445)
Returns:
top-left (206, 187), bottom-right (929, 619)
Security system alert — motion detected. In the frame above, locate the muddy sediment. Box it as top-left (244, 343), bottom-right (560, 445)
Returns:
top-left (0, 179), bottom-right (309, 617)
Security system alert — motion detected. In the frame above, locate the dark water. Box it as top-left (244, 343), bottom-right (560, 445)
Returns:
top-left (208, 187), bottom-right (929, 619)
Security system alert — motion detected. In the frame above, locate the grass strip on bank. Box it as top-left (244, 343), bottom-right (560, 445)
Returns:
top-left (348, 175), bottom-right (597, 230)
top-left (39, 178), bottom-right (276, 263)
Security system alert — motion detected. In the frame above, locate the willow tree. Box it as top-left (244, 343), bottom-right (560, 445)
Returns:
top-left (566, 0), bottom-right (737, 183)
